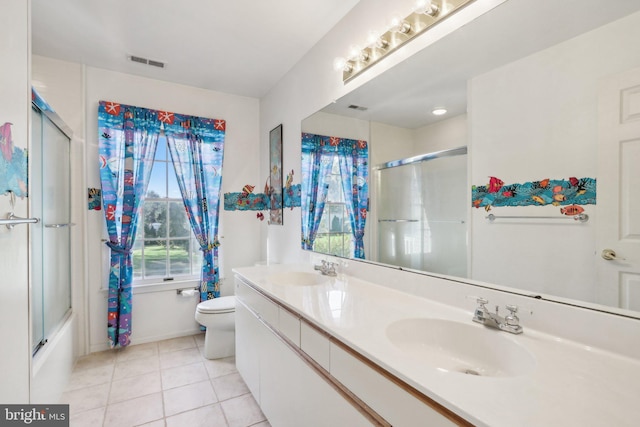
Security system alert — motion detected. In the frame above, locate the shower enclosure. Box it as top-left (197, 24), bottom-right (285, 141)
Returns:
top-left (374, 147), bottom-right (467, 277)
top-left (30, 98), bottom-right (72, 355)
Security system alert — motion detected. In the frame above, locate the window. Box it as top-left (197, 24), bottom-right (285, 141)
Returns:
top-left (133, 136), bottom-right (201, 282)
top-left (312, 156), bottom-right (354, 257)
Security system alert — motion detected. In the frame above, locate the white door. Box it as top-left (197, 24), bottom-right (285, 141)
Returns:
top-left (597, 66), bottom-right (640, 312)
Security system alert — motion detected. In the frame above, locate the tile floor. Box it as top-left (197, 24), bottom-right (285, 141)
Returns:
top-left (61, 334), bottom-right (270, 427)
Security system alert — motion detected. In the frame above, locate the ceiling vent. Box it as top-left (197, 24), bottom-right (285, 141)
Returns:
top-left (128, 55), bottom-right (165, 69)
top-left (348, 104), bottom-right (368, 111)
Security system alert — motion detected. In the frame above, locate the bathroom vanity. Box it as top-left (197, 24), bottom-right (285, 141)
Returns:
top-left (234, 263), bottom-right (640, 427)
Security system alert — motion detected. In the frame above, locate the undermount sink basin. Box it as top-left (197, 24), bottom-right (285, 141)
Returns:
top-left (386, 318), bottom-right (535, 377)
top-left (266, 271), bottom-right (329, 286)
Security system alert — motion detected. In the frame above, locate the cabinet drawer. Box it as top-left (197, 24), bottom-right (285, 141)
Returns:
top-left (278, 307), bottom-right (300, 347)
top-left (235, 276), bottom-right (278, 325)
top-left (330, 344), bottom-right (459, 427)
top-left (300, 321), bottom-right (331, 371)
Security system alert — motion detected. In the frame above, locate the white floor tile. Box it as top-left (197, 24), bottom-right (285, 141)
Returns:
top-left (66, 365), bottom-right (114, 392)
top-left (74, 350), bottom-right (117, 372)
top-left (62, 383), bottom-right (110, 415)
top-left (163, 379), bottom-right (218, 417)
top-left (165, 403), bottom-right (228, 427)
top-left (221, 394), bottom-right (266, 427)
top-left (115, 342), bottom-right (159, 363)
top-left (159, 347), bottom-right (202, 369)
top-left (113, 354), bottom-right (160, 380)
top-left (203, 356), bottom-right (238, 379)
top-left (158, 335), bottom-right (197, 354)
top-left (103, 392), bottom-right (164, 427)
top-left (161, 362), bottom-right (209, 390)
top-left (68, 406), bottom-right (105, 427)
top-left (212, 373), bottom-right (250, 402)
top-left (108, 371), bottom-right (162, 404)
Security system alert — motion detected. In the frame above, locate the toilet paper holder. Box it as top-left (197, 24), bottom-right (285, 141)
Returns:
top-left (177, 287), bottom-right (199, 296)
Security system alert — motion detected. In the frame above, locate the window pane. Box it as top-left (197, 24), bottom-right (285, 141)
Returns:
top-left (318, 211), bottom-right (329, 233)
top-left (169, 201), bottom-right (190, 237)
top-left (135, 208), bottom-right (144, 240)
top-left (146, 161), bottom-right (166, 198)
top-left (169, 239), bottom-right (190, 275)
top-left (132, 239), bottom-right (142, 279)
top-left (167, 160), bottom-right (182, 199)
top-left (327, 175), bottom-right (342, 202)
top-left (191, 238), bottom-right (202, 275)
top-left (143, 201), bottom-right (167, 238)
top-left (313, 234), bottom-right (329, 254)
top-left (328, 234), bottom-right (344, 257)
top-left (144, 240), bottom-right (167, 278)
top-left (155, 136), bottom-right (167, 161)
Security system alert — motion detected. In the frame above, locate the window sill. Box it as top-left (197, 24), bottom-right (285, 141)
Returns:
top-left (100, 278), bottom-right (200, 295)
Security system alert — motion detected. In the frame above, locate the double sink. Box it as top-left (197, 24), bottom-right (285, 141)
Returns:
top-left (267, 271), bottom-right (535, 378)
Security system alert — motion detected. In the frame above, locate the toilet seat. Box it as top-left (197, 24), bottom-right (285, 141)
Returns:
top-left (196, 296), bottom-right (235, 314)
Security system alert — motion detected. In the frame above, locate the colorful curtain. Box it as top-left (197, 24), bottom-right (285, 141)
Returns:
top-left (301, 133), bottom-right (331, 250)
top-left (165, 116), bottom-right (226, 301)
top-left (301, 133), bottom-right (369, 257)
top-left (337, 139), bottom-right (369, 259)
top-left (99, 101), bottom-right (161, 348)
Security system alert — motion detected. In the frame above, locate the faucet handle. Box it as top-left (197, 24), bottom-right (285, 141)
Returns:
top-left (505, 304), bottom-right (520, 327)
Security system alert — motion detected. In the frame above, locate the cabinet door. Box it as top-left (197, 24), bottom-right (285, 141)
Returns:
top-left (235, 301), bottom-right (261, 401)
top-left (260, 320), bottom-right (371, 427)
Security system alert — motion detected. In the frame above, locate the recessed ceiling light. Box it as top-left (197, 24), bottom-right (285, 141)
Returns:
top-left (432, 108), bottom-right (447, 116)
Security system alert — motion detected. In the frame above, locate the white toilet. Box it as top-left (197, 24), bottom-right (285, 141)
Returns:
top-left (195, 296), bottom-right (236, 359)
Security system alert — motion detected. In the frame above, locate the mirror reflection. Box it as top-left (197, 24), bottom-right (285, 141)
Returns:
top-left (301, 0), bottom-right (640, 317)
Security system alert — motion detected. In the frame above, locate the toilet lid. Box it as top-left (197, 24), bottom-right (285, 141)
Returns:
top-left (196, 296), bottom-right (236, 314)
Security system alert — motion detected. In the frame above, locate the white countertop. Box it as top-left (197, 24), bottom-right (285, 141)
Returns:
top-left (233, 264), bottom-right (640, 427)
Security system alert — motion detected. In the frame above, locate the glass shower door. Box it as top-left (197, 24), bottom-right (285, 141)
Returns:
top-left (376, 149), bottom-right (467, 276)
top-left (31, 105), bottom-right (72, 354)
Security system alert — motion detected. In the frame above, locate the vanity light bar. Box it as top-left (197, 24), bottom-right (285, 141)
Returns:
top-left (339, 0), bottom-right (476, 83)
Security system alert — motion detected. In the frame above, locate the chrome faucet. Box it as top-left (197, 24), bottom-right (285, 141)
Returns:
top-left (472, 297), bottom-right (523, 334)
top-left (314, 260), bottom-right (338, 276)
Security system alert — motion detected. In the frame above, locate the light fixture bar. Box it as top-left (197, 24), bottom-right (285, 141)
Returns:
top-left (341, 0), bottom-right (476, 83)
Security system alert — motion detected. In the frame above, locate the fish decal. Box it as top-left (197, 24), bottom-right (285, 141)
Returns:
top-left (242, 184), bottom-right (255, 196)
top-left (487, 176), bottom-right (504, 193)
top-left (531, 195), bottom-right (546, 205)
top-left (257, 212), bottom-right (264, 221)
top-left (560, 205), bottom-right (584, 216)
top-left (285, 169), bottom-right (294, 190)
top-left (569, 177), bottom-right (579, 187)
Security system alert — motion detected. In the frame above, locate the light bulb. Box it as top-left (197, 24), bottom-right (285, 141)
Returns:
top-left (390, 14), bottom-right (411, 34)
top-left (333, 57), bottom-right (353, 73)
top-left (432, 108), bottom-right (447, 116)
top-left (367, 29), bottom-right (389, 50)
top-left (348, 45), bottom-right (362, 61)
top-left (414, 0), bottom-right (439, 16)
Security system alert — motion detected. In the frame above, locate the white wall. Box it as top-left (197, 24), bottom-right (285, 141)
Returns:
top-left (0, 0), bottom-right (31, 403)
top-left (469, 11), bottom-right (640, 302)
top-left (413, 114), bottom-right (467, 155)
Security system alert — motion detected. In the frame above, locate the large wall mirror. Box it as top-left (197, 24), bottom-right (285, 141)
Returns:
top-left (301, 0), bottom-right (640, 319)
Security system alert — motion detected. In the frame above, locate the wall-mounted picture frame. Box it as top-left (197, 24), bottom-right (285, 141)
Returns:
top-left (269, 124), bottom-right (283, 225)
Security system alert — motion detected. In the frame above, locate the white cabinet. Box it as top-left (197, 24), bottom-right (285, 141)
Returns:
top-left (235, 300), bottom-right (262, 400)
top-left (235, 276), bottom-right (371, 426)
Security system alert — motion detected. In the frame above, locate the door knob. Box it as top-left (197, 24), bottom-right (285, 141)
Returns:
top-left (601, 249), bottom-right (625, 261)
